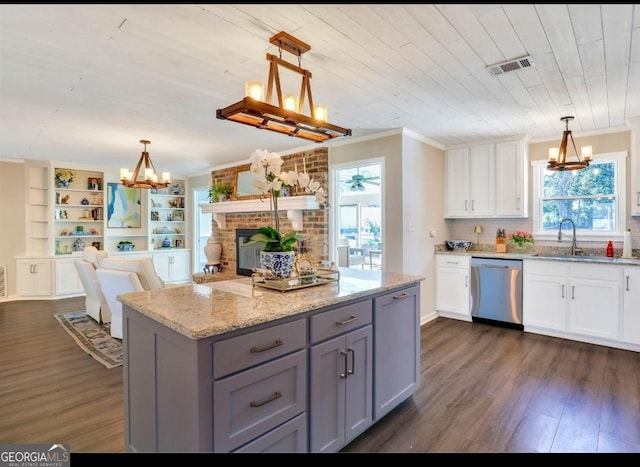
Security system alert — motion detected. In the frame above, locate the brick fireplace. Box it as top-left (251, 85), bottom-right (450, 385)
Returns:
top-left (208, 148), bottom-right (329, 274)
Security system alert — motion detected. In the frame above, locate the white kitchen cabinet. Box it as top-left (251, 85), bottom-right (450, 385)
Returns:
top-left (16, 258), bottom-right (52, 297)
top-left (435, 254), bottom-right (470, 321)
top-left (523, 260), bottom-right (569, 332)
top-left (622, 267), bottom-right (640, 344)
top-left (524, 260), bottom-right (622, 345)
top-left (152, 249), bottom-right (190, 283)
top-left (55, 257), bottom-right (83, 295)
top-left (495, 139), bottom-right (528, 217)
top-left (445, 137), bottom-right (527, 218)
top-left (629, 116), bottom-right (640, 216)
top-left (567, 264), bottom-right (621, 341)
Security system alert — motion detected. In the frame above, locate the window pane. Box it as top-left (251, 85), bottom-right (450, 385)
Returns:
top-left (543, 161), bottom-right (615, 197)
top-left (541, 197), bottom-right (616, 231)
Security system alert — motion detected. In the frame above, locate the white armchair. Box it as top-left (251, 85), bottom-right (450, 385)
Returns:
top-left (96, 268), bottom-right (144, 339)
top-left (96, 256), bottom-right (165, 339)
top-left (74, 259), bottom-right (111, 324)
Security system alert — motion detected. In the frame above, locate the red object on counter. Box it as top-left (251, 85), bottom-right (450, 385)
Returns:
top-left (607, 240), bottom-right (614, 257)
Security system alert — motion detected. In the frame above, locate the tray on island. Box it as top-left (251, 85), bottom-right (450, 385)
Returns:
top-left (252, 268), bottom-right (340, 292)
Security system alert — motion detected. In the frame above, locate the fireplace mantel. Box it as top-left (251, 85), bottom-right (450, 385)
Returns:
top-left (199, 195), bottom-right (320, 231)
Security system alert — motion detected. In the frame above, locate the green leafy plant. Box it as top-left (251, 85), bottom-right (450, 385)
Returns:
top-left (55, 168), bottom-right (77, 184)
top-left (508, 231), bottom-right (534, 248)
top-left (209, 182), bottom-right (233, 202)
top-left (249, 226), bottom-right (305, 252)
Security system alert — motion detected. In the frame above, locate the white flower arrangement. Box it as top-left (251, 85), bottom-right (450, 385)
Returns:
top-left (55, 168), bottom-right (77, 184)
top-left (248, 149), bottom-right (327, 252)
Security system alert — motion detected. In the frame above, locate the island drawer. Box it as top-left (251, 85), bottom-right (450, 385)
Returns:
top-left (213, 349), bottom-right (307, 453)
top-left (213, 318), bottom-right (306, 379)
top-left (310, 299), bottom-right (372, 344)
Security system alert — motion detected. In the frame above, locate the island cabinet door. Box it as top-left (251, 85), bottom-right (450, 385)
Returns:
top-left (373, 284), bottom-right (420, 420)
top-left (309, 324), bottom-right (373, 453)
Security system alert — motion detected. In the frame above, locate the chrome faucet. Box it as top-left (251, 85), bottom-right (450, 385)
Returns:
top-left (558, 218), bottom-right (581, 255)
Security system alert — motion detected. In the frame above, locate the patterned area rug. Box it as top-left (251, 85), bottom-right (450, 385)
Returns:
top-left (54, 311), bottom-right (122, 369)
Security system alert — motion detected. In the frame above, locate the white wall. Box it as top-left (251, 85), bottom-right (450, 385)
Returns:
top-left (0, 160), bottom-right (26, 298)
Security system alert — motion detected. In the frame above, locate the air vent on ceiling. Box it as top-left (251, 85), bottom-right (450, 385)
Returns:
top-left (487, 55), bottom-right (534, 76)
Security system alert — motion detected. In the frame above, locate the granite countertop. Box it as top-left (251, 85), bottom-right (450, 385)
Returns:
top-left (437, 249), bottom-right (640, 266)
top-left (118, 268), bottom-right (424, 340)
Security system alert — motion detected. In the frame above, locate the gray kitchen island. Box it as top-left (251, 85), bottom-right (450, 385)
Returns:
top-left (118, 268), bottom-right (424, 453)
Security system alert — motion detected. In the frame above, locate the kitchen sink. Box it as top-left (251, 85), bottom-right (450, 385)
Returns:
top-left (537, 254), bottom-right (616, 261)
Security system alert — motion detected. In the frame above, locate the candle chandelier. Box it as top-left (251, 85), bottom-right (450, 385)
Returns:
top-left (216, 31), bottom-right (351, 143)
top-left (120, 140), bottom-right (170, 189)
top-left (547, 116), bottom-right (592, 172)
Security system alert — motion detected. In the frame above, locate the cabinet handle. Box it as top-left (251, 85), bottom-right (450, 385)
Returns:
top-left (465, 275), bottom-right (468, 288)
top-left (571, 285), bottom-right (575, 300)
top-left (249, 391), bottom-right (282, 408)
top-left (471, 200), bottom-right (475, 211)
top-left (516, 197), bottom-right (521, 210)
top-left (250, 338), bottom-right (283, 353)
top-left (340, 350), bottom-right (348, 379)
top-left (445, 260), bottom-right (459, 265)
top-left (637, 191), bottom-right (640, 207)
top-left (561, 284), bottom-right (565, 298)
top-left (393, 292), bottom-right (408, 300)
top-left (347, 347), bottom-right (355, 376)
top-left (33, 264), bottom-right (37, 274)
top-left (465, 200), bottom-right (468, 211)
top-left (626, 275), bottom-right (630, 291)
top-left (336, 315), bottom-right (358, 326)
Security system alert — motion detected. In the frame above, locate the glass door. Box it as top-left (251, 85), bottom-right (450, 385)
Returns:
top-left (334, 161), bottom-right (382, 269)
top-left (193, 186), bottom-right (212, 273)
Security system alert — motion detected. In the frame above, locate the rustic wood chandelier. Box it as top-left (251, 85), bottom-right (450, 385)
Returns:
top-left (547, 116), bottom-right (592, 171)
top-left (120, 140), bottom-right (170, 189)
top-left (216, 31), bottom-right (351, 143)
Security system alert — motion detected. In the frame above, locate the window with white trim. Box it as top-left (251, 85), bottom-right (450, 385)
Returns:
top-left (532, 151), bottom-right (627, 241)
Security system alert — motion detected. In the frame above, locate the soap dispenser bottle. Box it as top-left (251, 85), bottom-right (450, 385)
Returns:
top-left (606, 240), bottom-right (614, 257)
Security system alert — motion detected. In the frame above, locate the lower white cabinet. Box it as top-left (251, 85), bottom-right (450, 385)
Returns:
top-left (524, 260), bottom-right (622, 344)
top-left (16, 258), bottom-right (52, 296)
top-left (152, 249), bottom-right (190, 283)
top-left (55, 257), bottom-right (83, 295)
top-left (435, 254), bottom-right (470, 321)
top-left (622, 267), bottom-right (640, 345)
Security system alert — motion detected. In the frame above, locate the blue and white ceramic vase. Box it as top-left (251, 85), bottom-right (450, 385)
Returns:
top-left (57, 180), bottom-right (69, 188)
top-left (260, 251), bottom-right (295, 279)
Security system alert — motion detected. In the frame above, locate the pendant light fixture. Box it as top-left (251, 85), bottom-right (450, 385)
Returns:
top-left (120, 140), bottom-right (170, 189)
top-left (547, 116), bottom-right (592, 171)
top-left (216, 31), bottom-right (351, 143)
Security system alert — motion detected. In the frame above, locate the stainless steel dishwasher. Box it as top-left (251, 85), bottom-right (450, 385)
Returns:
top-left (470, 257), bottom-right (523, 330)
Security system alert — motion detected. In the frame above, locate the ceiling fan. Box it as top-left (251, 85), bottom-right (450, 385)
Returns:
top-left (341, 169), bottom-right (380, 191)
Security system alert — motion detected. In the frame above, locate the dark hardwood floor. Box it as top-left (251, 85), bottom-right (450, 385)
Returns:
top-left (1, 297), bottom-right (639, 453)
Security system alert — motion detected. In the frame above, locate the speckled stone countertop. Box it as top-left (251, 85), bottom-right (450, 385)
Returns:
top-left (436, 249), bottom-right (640, 265)
top-left (118, 268), bottom-right (424, 340)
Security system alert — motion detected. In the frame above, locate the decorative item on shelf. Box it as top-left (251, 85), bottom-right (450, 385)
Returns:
top-left (244, 149), bottom-right (327, 279)
top-left (60, 195), bottom-right (70, 205)
top-left (204, 235), bottom-right (222, 266)
top-left (117, 241), bottom-right (135, 252)
top-left (209, 181), bottom-right (233, 203)
top-left (162, 237), bottom-right (171, 248)
top-left (169, 182), bottom-right (184, 195)
top-left (547, 116), bottom-right (592, 172)
top-left (72, 237), bottom-right (85, 252)
top-left (120, 140), bottom-right (170, 189)
top-left (55, 168), bottom-right (77, 188)
top-left (216, 31), bottom-right (351, 143)
top-left (508, 231), bottom-right (534, 253)
top-left (88, 177), bottom-right (102, 190)
top-left (81, 197), bottom-right (90, 205)
top-left (55, 240), bottom-right (62, 255)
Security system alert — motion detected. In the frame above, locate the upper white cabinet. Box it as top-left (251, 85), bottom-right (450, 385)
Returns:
top-left (445, 137), bottom-right (528, 218)
top-left (629, 116), bottom-right (640, 216)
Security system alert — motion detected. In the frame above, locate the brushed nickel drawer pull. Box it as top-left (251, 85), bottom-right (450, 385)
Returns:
top-left (393, 292), bottom-right (408, 299)
top-left (250, 339), bottom-right (283, 353)
top-left (250, 391), bottom-right (282, 408)
top-left (336, 315), bottom-right (358, 325)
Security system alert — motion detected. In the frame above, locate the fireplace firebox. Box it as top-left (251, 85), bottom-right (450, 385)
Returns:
top-left (236, 228), bottom-right (263, 276)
